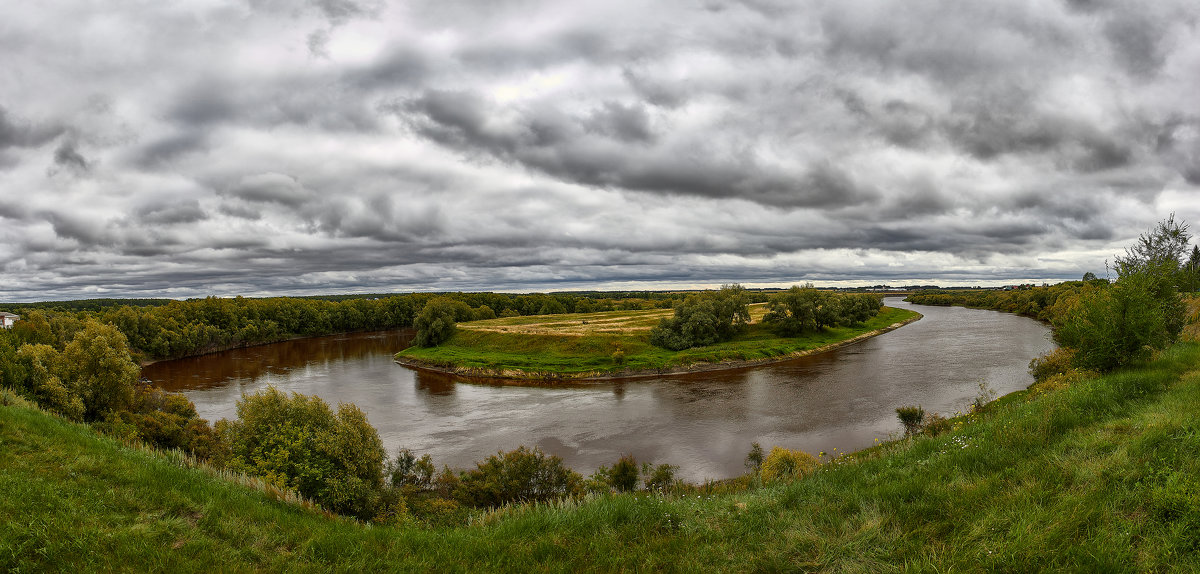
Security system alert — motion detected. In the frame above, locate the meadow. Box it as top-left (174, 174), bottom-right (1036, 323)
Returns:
top-left (396, 304), bottom-right (919, 378)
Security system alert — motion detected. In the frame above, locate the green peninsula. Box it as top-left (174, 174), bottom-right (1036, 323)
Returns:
top-left (395, 304), bottom-right (920, 380)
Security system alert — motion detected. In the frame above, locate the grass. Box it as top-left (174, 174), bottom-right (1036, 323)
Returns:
top-left (396, 305), bottom-right (919, 378)
top-left (6, 340), bottom-right (1200, 571)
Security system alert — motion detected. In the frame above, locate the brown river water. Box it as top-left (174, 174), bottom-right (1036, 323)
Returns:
top-left (145, 298), bottom-right (1054, 482)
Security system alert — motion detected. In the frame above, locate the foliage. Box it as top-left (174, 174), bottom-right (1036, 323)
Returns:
top-left (453, 446), bottom-right (583, 508)
top-left (745, 442), bottom-right (764, 473)
top-left (413, 297), bottom-right (460, 347)
top-left (609, 453), bottom-right (640, 492)
top-left (921, 412), bottom-right (951, 437)
top-left (217, 387), bottom-right (385, 519)
top-left (59, 320), bottom-right (140, 421)
top-left (642, 462), bottom-right (678, 493)
top-left (11, 341), bottom-right (1200, 570)
top-left (896, 405), bottom-right (926, 437)
top-left (648, 285), bottom-right (750, 350)
top-left (387, 448), bottom-right (435, 490)
top-left (399, 305), bottom-right (919, 377)
top-left (759, 446), bottom-right (819, 482)
top-left (11, 343), bottom-right (84, 420)
top-left (762, 285), bottom-right (883, 336)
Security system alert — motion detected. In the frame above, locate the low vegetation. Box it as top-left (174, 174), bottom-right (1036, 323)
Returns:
top-left (6, 337), bottom-right (1200, 570)
top-left (399, 286), bottom-right (910, 378)
top-left (398, 302), bottom-right (912, 379)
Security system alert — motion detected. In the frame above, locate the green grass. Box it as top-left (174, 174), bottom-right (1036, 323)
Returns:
top-left (396, 306), bottom-right (919, 378)
top-left (6, 342), bottom-right (1200, 571)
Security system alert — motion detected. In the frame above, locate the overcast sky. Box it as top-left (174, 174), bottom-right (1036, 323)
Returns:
top-left (2, 0), bottom-right (1199, 301)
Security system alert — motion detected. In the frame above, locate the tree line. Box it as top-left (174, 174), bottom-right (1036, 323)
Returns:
top-left (3, 291), bottom-right (706, 362)
top-left (910, 214), bottom-right (1199, 374)
top-left (646, 284), bottom-right (883, 351)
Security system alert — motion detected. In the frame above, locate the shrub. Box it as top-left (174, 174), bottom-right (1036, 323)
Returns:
top-left (745, 442), bottom-right (764, 473)
top-left (1029, 347), bottom-right (1077, 382)
top-left (12, 343), bottom-right (84, 420)
top-left (413, 298), bottom-right (459, 347)
top-left (642, 462), bottom-right (678, 494)
top-left (759, 447), bottom-right (819, 482)
top-left (609, 453), bottom-right (640, 492)
top-left (454, 446), bottom-right (583, 508)
top-left (896, 405), bottom-right (925, 437)
top-left (388, 448), bottom-right (435, 490)
top-left (218, 387), bottom-right (386, 519)
top-left (921, 412), bottom-right (952, 437)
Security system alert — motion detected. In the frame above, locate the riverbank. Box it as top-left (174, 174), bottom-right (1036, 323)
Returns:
top-left (7, 339), bottom-right (1200, 571)
top-left (394, 305), bottom-right (921, 381)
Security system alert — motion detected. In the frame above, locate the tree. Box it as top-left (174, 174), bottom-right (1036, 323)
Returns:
top-left (762, 285), bottom-right (880, 336)
top-left (413, 298), bottom-right (459, 347)
top-left (218, 387), bottom-right (385, 519)
top-left (1182, 245), bottom-right (1200, 293)
top-left (13, 343), bottom-right (85, 420)
top-left (1058, 215), bottom-right (1192, 371)
top-left (60, 320), bottom-right (139, 420)
top-left (1114, 213), bottom-right (1190, 279)
top-left (648, 285), bottom-right (750, 350)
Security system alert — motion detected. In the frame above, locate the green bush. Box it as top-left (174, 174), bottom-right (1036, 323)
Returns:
top-left (896, 405), bottom-right (925, 437)
top-left (642, 462), bottom-right (678, 493)
top-left (413, 298), bottom-right (460, 347)
top-left (745, 442), bottom-right (764, 473)
top-left (453, 446), bottom-right (583, 508)
top-left (12, 343), bottom-right (84, 420)
top-left (217, 387), bottom-right (386, 519)
top-left (388, 448), bottom-right (435, 490)
top-left (609, 453), bottom-right (640, 492)
top-left (759, 446), bottom-right (819, 482)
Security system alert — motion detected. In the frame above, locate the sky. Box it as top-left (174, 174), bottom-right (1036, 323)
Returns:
top-left (2, 0), bottom-right (1199, 301)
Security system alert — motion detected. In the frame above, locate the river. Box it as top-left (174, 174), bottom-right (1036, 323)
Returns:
top-left (145, 298), bottom-right (1054, 482)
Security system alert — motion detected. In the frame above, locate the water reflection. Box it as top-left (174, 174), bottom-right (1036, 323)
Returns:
top-left (144, 299), bottom-right (1054, 482)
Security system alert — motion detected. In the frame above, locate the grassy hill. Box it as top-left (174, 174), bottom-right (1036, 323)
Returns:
top-left (6, 339), bottom-right (1200, 571)
top-left (396, 304), bottom-right (919, 378)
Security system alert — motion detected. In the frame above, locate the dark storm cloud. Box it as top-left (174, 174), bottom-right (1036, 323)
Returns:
top-left (51, 140), bottom-right (89, 172)
top-left (400, 90), bottom-right (875, 209)
top-left (0, 106), bottom-right (63, 149)
top-left (135, 200), bottom-right (208, 225)
top-left (223, 173), bottom-right (313, 207)
top-left (130, 132), bottom-right (211, 168)
top-left (3, 0), bottom-right (1199, 301)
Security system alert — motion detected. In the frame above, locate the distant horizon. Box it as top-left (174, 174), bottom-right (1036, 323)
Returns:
top-left (2, 277), bottom-right (1084, 304)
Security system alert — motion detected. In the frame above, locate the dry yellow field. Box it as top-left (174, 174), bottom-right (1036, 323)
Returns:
top-left (460, 303), bottom-right (770, 337)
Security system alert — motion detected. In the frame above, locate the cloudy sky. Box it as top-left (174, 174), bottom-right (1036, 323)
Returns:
top-left (2, 0), bottom-right (1199, 301)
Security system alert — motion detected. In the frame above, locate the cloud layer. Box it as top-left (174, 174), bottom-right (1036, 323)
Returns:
top-left (2, 0), bottom-right (1198, 300)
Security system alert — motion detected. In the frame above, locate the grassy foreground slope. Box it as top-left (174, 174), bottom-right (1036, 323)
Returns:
top-left (397, 305), bottom-right (918, 378)
top-left (6, 342), bottom-right (1200, 571)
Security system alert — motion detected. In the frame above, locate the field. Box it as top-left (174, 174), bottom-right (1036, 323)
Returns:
top-left (6, 341), bottom-right (1200, 571)
top-left (396, 305), bottom-right (918, 379)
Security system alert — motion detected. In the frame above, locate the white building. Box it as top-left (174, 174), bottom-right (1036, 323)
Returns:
top-left (1, 312), bottom-right (19, 329)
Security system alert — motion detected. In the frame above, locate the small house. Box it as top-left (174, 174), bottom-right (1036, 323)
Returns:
top-left (1, 312), bottom-right (19, 329)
